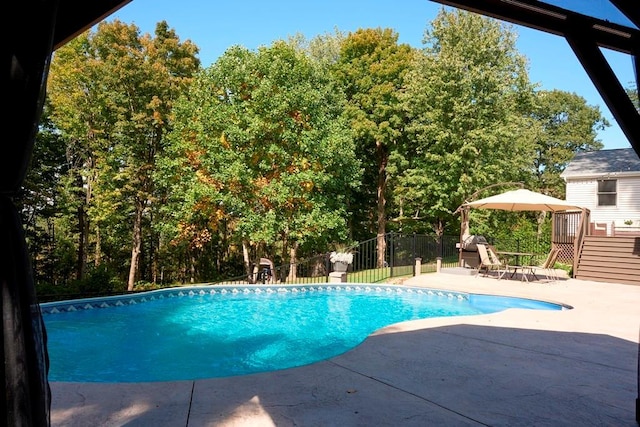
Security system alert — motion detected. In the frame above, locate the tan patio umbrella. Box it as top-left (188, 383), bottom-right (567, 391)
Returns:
top-left (460, 188), bottom-right (589, 274)
top-left (462, 189), bottom-right (584, 212)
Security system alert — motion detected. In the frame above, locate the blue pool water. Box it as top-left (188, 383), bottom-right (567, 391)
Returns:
top-left (41, 285), bottom-right (566, 383)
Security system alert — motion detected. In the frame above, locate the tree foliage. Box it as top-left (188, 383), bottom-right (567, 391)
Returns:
top-left (332, 28), bottom-right (415, 266)
top-left (15, 101), bottom-right (73, 287)
top-left (529, 90), bottom-right (606, 197)
top-left (29, 13), bottom-right (616, 295)
top-left (393, 9), bottom-right (536, 235)
top-left (156, 42), bottom-right (361, 281)
top-left (46, 19), bottom-right (200, 290)
top-left (288, 28), bottom-right (346, 69)
top-left (627, 84), bottom-right (639, 112)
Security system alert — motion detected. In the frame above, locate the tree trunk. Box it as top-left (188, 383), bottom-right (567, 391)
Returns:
top-left (127, 204), bottom-right (144, 291)
top-left (94, 225), bottom-right (101, 266)
top-left (76, 204), bottom-right (88, 280)
top-left (190, 252), bottom-right (195, 284)
top-left (151, 233), bottom-right (158, 285)
top-left (242, 240), bottom-right (253, 283)
top-left (47, 217), bottom-right (56, 285)
top-left (76, 161), bottom-right (93, 281)
top-left (536, 211), bottom-right (547, 238)
top-left (252, 243), bottom-right (266, 284)
top-left (376, 141), bottom-right (388, 268)
top-left (459, 208), bottom-right (470, 266)
top-left (434, 218), bottom-right (445, 237)
top-left (287, 242), bottom-right (299, 281)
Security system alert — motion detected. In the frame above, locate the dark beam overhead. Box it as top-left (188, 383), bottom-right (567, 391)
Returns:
top-left (566, 29), bottom-right (640, 154)
top-left (430, 0), bottom-right (638, 55)
top-left (53, 0), bottom-right (131, 49)
top-left (429, 0), bottom-right (639, 156)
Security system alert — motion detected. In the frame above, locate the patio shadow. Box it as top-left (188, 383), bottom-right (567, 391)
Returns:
top-left (51, 324), bottom-right (639, 426)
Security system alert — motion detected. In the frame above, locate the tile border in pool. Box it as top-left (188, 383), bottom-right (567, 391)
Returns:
top-left (39, 284), bottom-right (470, 315)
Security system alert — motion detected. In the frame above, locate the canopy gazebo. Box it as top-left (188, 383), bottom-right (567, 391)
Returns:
top-left (459, 189), bottom-right (589, 274)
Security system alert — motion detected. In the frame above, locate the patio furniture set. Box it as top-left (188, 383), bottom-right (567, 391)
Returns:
top-left (476, 244), bottom-right (560, 282)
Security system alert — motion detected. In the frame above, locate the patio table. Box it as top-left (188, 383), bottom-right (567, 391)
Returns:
top-left (497, 251), bottom-right (537, 281)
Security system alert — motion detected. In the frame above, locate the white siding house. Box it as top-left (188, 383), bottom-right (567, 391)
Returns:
top-left (561, 148), bottom-right (640, 236)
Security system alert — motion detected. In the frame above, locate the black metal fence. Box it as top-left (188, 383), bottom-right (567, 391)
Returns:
top-left (37, 232), bottom-right (555, 302)
top-left (484, 235), bottom-right (553, 267)
top-left (211, 232), bottom-right (461, 286)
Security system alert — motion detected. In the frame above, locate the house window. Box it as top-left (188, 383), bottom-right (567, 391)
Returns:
top-left (597, 179), bottom-right (616, 206)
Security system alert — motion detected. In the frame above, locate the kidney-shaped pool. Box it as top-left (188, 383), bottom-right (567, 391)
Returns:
top-left (41, 284), bottom-right (569, 383)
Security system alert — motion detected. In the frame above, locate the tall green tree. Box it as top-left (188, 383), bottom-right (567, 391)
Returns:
top-left (529, 89), bottom-right (606, 198)
top-left (47, 19), bottom-right (200, 290)
top-left (15, 101), bottom-right (72, 287)
top-left (48, 34), bottom-right (98, 282)
top-left (333, 28), bottom-right (415, 267)
top-left (394, 9), bottom-right (536, 236)
top-left (156, 42), bottom-right (361, 282)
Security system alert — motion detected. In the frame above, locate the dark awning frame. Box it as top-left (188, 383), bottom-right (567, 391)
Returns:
top-left (431, 0), bottom-right (640, 156)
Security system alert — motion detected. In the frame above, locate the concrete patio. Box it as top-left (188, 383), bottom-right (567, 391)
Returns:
top-left (49, 273), bottom-right (640, 426)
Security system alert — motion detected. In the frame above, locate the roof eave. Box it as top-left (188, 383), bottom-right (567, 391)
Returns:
top-left (562, 171), bottom-right (640, 180)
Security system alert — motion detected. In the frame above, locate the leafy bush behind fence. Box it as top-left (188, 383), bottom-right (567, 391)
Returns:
top-left (39, 232), bottom-right (550, 301)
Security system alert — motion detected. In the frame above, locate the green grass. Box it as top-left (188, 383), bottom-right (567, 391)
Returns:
top-left (346, 268), bottom-right (391, 283)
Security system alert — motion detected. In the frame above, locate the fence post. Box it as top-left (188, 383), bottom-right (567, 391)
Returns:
top-left (389, 232), bottom-right (394, 278)
top-left (415, 257), bottom-right (422, 276)
top-left (325, 252), bottom-right (331, 283)
top-left (437, 235), bottom-right (443, 273)
top-left (412, 233), bottom-right (416, 261)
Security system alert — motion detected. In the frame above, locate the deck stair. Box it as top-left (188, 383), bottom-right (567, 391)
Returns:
top-left (575, 236), bottom-right (640, 286)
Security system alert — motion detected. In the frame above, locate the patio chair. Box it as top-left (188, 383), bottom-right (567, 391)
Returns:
top-left (526, 247), bottom-right (560, 282)
top-left (476, 244), bottom-right (507, 279)
top-left (487, 245), bottom-right (513, 280)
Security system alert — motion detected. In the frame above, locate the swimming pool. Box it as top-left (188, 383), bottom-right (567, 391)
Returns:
top-left (41, 284), bottom-right (568, 383)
